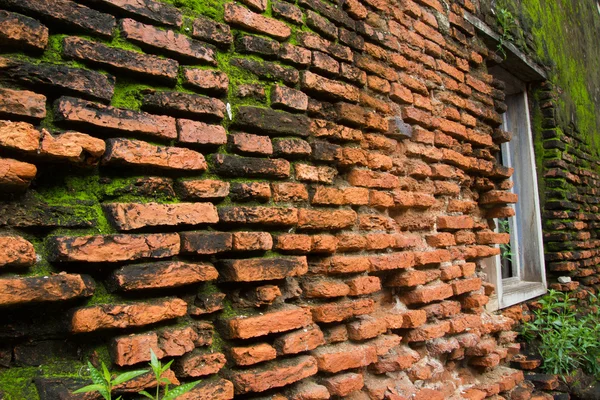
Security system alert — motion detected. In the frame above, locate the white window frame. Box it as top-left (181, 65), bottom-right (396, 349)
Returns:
top-left (483, 68), bottom-right (547, 311)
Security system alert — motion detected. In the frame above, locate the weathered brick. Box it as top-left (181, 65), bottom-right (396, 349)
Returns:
top-left (437, 215), bottom-right (475, 230)
top-left (229, 132), bottom-right (273, 155)
top-left (295, 163), bottom-right (337, 183)
top-left (177, 119), bottom-right (227, 146)
top-left (50, 233), bottom-right (180, 262)
top-left (103, 138), bottom-right (206, 171)
top-left (85, 0), bottom-right (182, 27)
top-left (219, 256), bottom-right (307, 282)
top-left (56, 97), bottom-right (176, 139)
top-left (323, 372), bottom-right (363, 397)
top-left (192, 16), bottom-right (232, 46)
top-left (71, 298), bottom-right (187, 333)
top-left (312, 342), bottom-right (377, 373)
top-left (311, 298), bottom-right (375, 323)
top-left (104, 202), bottom-right (217, 230)
top-left (224, 3), bottom-right (291, 41)
top-left (402, 282), bottom-right (454, 304)
top-left (180, 231), bottom-right (232, 255)
top-left (234, 106), bottom-right (310, 137)
top-left (271, 85), bottom-right (309, 111)
top-left (178, 379), bottom-right (234, 400)
top-left (219, 206), bottom-right (298, 226)
top-left (231, 57), bottom-right (299, 85)
top-left (230, 182), bottom-right (271, 202)
top-left (0, 10), bottom-right (48, 51)
top-left (479, 190), bottom-right (519, 205)
top-left (1, 57), bottom-right (115, 104)
top-left (0, 236), bottom-right (36, 268)
top-left (301, 71), bottom-right (360, 102)
top-left (121, 19), bottom-right (215, 64)
top-left (212, 154), bottom-right (290, 179)
top-left (111, 261), bottom-right (218, 291)
top-left (1, 0), bottom-right (115, 38)
top-left (0, 88), bottom-right (46, 120)
top-left (371, 345), bottom-right (420, 374)
top-left (142, 91), bottom-right (224, 120)
top-left (229, 355), bottom-right (317, 394)
top-left (182, 67), bottom-right (228, 95)
top-left (63, 37), bottom-right (178, 82)
top-left (279, 43), bottom-right (312, 66)
top-left (176, 179), bottom-right (229, 200)
top-left (175, 351), bottom-right (227, 377)
top-left (272, 0), bottom-right (303, 24)
top-left (297, 209), bottom-right (356, 230)
top-left (348, 169), bottom-right (399, 188)
top-left (0, 273), bottom-right (94, 306)
top-left (274, 324), bottom-right (325, 355)
top-left (0, 157), bottom-right (36, 188)
top-left (232, 231), bottom-right (272, 251)
top-left (236, 34), bottom-right (280, 57)
top-left (230, 343), bottom-right (277, 366)
top-left (225, 306), bottom-right (313, 339)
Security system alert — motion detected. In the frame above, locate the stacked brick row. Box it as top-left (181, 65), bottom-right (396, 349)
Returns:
top-left (0, 0), bottom-right (531, 398)
top-left (535, 83), bottom-right (600, 295)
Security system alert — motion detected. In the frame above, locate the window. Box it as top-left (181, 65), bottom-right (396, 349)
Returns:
top-left (482, 67), bottom-right (547, 310)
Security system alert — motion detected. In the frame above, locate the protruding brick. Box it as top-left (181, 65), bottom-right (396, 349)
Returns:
top-left (219, 206), bottom-right (298, 226)
top-left (111, 261), bottom-right (218, 291)
top-left (63, 37), bottom-right (178, 82)
top-left (192, 16), bottom-right (233, 46)
top-left (50, 233), bottom-right (180, 262)
top-left (178, 379), bottom-right (234, 400)
top-left (274, 324), bottom-right (326, 355)
top-left (312, 342), bottom-right (377, 373)
top-left (271, 85), bottom-right (309, 111)
top-left (225, 306), bottom-right (313, 339)
top-left (224, 3), bottom-right (291, 41)
top-left (0, 235), bottom-right (36, 268)
top-left (143, 91), bottom-right (224, 120)
top-left (323, 372), bottom-right (363, 397)
top-left (0, 157), bottom-right (36, 188)
top-left (177, 119), bottom-right (227, 146)
top-left (180, 231), bottom-right (232, 255)
top-left (212, 154), bottom-right (290, 179)
top-left (175, 351), bottom-right (227, 377)
top-left (0, 273), bottom-right (94, 306)
top-left (121, 19), bottom-right (215, 64)
top-left (295, 164), bottom-right (337, 183)
top-left (229, 132), bottom-right (273, 155)
top-left (0, 88), bottom-right (46, 120)
top-left (104, 202), bottom-right (217, 230)
top-left (0, 10), bottom-right (48, 51)
top-left (229, 355), bottom-right (318, 394)
top-left (89, 0), bottom-right (182, 27)
top-left (230, 343), bottom-right (277, 366)
top-left (297, 209), bottom-right (356, 230)
top-left (103, 139), bottom-right (206, 171)
top-left (235, 106), bottom-right (310, 137)
top-left (401, 282), bottom-right (454, 304)
top-left (311, 298), bottom-right (374, 323)
top-left (219, 257), bottom-right (307, 282)
top-left (176, 179), bottom-right (230, 200)
top-left (182, 67), bottom-right (229, 95)
top-left (71, 298), bottom-right (187, 333)
top-left (301, 71), bottom-right (360, 102)
top-left (56, 97), bottom-right (176, 139)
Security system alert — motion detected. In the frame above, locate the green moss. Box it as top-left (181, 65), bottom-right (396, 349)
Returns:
top-left (159, 0), bottom-right (225, 20)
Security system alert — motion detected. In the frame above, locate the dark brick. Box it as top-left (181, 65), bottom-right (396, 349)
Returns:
top-left (192, 16), bottom-right (233, 47)
top-left (306, 10), bottom-right (337, 40)
top-left (0, 0), bottom-right (115, 38)
top-left (273, 138), bottom-right (312, 158)
top-left (120, 19), bottom-right (215, 64)
top-left (272, 1), bottom-right (303, 24)
top-left (55, 96), bottom-right (177, 139)
top-left (236, 35), bottom-right (280, 57)
top-left (63, 36), bottom-right (178, 82)
top-left (230, 57), bottom-right (299, 85)
top-left (298, 0), bottom-right (355, 30)
top-left (0, 10), bottom-right (48, 51)
top-left (339, 28), bottom-right (364, 51)
top-left (180, 231), bottom-right (233, 255)
top-left (218, 206), bottom-right (298, 226)
top-left (279, 43), bottom-right (312, 66)
top-left (234, 106), bottom-right (310, 137)
top-left (80, 0), bottom-right (182, 27)
top-left (111, 261), bottom-right (218, 291)
top-left (212, 154), bottom-right (290, 179)
top-left (230, 182), bottom-right (271, 202)
top-left (0, 56), bottom-right (115, 102)
top-left (142, 91), bottom-right (225, 120)
top-left (0, 274), bottom-right (95, 306)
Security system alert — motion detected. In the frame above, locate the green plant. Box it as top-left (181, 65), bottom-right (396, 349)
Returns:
top-left (520, 290), bottom-right (600, 379)
top-left (73, 350), bottom-right (200, 400)
top-left (73, 361), bottom-right (148, 400)
top-left (139, 350), bottom-right (200, 400)
top-left (495, 7), bottom-right (517, 59)
top-left (497, 219), bottom-right (513, 260)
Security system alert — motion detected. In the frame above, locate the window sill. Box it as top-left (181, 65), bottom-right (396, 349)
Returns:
top-left (487, 280), bottom-right (547, 311)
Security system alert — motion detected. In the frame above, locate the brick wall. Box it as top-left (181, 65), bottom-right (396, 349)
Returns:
top-left (0, 0), bottom-right (545, 398)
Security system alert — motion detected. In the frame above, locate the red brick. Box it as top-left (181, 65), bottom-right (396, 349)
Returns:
top-left (92, 0), bottom-right (182, 27)
top-left (0, 10), bottom-right (48, 51)
top-left (105, 202), bottom-right (217, 231)
top-left (479, 190), bottom-right (519, 205)
top-left (63, 37), bottom-right (178, 81)
top-left (175, 378), bottom-right (235, 400)
top-left (295, 163), bottom-right (337, 183)
top-left (225, 306), bottom-right (313, 339)
top-left (230, 343), bottom-right (277, 366)
top-left (311, 298), bottom-right (375, 323)
top-left (175, 351), bottom-right (227, 377)
top-left (0, 235), bottom-right (36, 268)
top-left (224, 3), bottom-right (291, 40)
top-left (0, 88), bottom-right (45, 120)
top-left (229, 132), bottom-right (273, 155)
top-left (311, 234), bottom-right (338, 253)
top-left (348, 169), bottom-right (399, 189)
top-left (386, 268), bottom-right (441, 287)
top-left (369, 252), bottom-right (415, 271)
top-left (279, 43), bottom-right (312, 66)
top-left (405, 320), bottom-right (450, 342)
top-left (275, 234), bottom-right (312, 253)
top-left (177, 119), bottom-right (227, 146)
top-left (71, 298), bottom-right (187, 333)
top-left (121, 19), bottom-right (214, 64)
top-left (298, 209), bottom-right (356, 230)
top-left (182, 68), bottom-right (228, 95)
top-left (347, 316), bottom-right (388, 340)
top-left (103, 138), bottom-right (206, 171)
top-left (312, 51), bottom-right (340, 75)
top-left (371, 345), bottom-right (421, 374)
top-left (402, 282), bottom-right (454, 304)
top-left (143, 91), bottom-right (224, 120)
top-left (272, 182), bottom-right (309, 202)
top-left (383, 309), bottom-right (427, 329)
top-left (50, 233), bottom-right (179, 263)
top-left (437, 215), bottom-right (475, 230)
top-left (271, 85), bottom-right (309, 111)
top-left (176, 179), bottom-right (229, 200)
top-left (313, 342), bottom-right (377, 373)
top-left (232, 231), bottom-right (272, 251)
top-left (286, 381), bottom-right (330, 400)
top-left (219, 206), bottom-right (298, 226)
top-left (274, 324), bottom-right (326, 355)
top-left (319, 256), bottom-right (370, 274)
top-left (112, 261), bottom-right (217, 291)
top-left (301, 71), bottom-right (360, 102)
top-left (219, 256), bottom-right (307, 282)
top-left (192, 14), bottom-right (232, 46)
top-left (229, 355), bottom-right (317, 394)
top-left (312, 186), bottom-right (369, 206)
top-left (38, 130), bottom-right (105, 164)
top-left (302, 277), bottom-right (350, 298)
top-left (272, 1), bottom-right (303, 24)
top-left (347, 276), bottom-right (381, 295)
top-left (180, 231), bottom-right (231, 255)
top-left (324, 372), bottom-right (364, 396)
top-left (0, 273), bottom-right (94, 306)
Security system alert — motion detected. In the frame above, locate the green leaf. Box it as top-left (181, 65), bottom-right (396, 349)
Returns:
top-left (88, 362), bottom-right (106, 387)
top-left (73, 384), bottom-right (104, 394)
top-left (138, 390), bottom-right (154, 399)
top-left (161, 359), bottom-right (174, 374)
top-left (161, 381), bottom-right (201, 400)
top-left (101, 362), bottom-right (112, 383)
top-left (112, 369), bottom-right (149, 385)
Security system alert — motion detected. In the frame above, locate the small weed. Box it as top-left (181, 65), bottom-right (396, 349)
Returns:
top-left (495, 7), bottom-right (517, 59)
